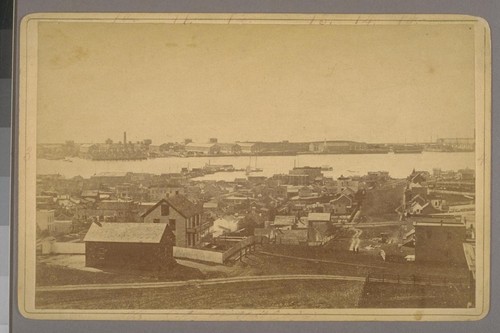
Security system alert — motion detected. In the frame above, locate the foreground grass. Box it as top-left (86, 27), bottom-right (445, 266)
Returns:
top-left (36, 261), bottom-right (204, 286)
top-left (259, 244), bottom-right (470, 281)
top-left (36, 280), bottom-right (365, 309)
top-left (359, 282), bottom-right (470, 308)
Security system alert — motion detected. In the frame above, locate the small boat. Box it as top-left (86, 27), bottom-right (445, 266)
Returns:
top-left (245, 166), bottom-right (263, 175)
top-left (321, 165), bottom-right (333, 171)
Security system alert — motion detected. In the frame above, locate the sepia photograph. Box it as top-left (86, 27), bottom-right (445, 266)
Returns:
top-left (17, 13), bottom-right (491, 321)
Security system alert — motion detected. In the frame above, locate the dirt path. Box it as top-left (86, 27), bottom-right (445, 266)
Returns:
top-left (37, 271), bottom-right (460, 293)
top-left (349, 228), bottom-right (363, 252)
top-left (37, 274), bottom-right (367, 292)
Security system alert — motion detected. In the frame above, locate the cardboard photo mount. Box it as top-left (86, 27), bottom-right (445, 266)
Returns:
top-left (17, 13), bottom-right (491, 321)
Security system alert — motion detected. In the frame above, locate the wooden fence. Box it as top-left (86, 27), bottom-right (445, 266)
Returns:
top-left (174, 235), bottom-right (263, 264)
top-left (41, 241), bottom-right (85, 255)
top-left (173, 246), bottom-right (224, 264)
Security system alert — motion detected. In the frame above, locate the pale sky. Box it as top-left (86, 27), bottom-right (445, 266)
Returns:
top-left (37, 21), bottom-right (476, 144)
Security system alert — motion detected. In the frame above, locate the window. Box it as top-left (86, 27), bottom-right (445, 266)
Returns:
top-left (169, 219), bottom-right (176, 231)
top-left (153, 218), bottom-right (160, 224)
top-left (161, 204), bottom-right (169, 216)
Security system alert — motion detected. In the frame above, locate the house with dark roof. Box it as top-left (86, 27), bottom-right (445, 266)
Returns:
top-left (140, 194), bottom-right (208, 248)
top-left (84, 222), bottom-right (175, 270)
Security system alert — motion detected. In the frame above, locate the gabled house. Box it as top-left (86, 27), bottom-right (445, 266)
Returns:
top-left (407, 194), bottom-right (427, 215)
top-left (140, 194), bottom-right (207, 248)
top-left (330, 194), bottom-right (353, 215)
top-left (428, 194), bottom-right (447, 211)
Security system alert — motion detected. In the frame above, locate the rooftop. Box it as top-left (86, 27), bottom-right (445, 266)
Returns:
top-left (308, 212), bottom-right (331, 222)
top-left (185, 143), bottom-right (218, 148)
top-left (141, 194), bottom-right (202, 218)
top-left (412, 215), bottom-right (464, 227)
top-left (273, 215), bottom-right (296, 226)
top-left (92, 172), bottom-right (128, 178)
top-left (83, 222), bottom-right (169, 243)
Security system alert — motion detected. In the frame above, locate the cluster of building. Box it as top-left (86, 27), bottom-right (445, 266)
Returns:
top-left (397, 168), bottom-right (475, 219)
top-left (37, 135), bottom-right (475, 160)
top-left (390, 168), bottom-right (476, 289)
top-left (36, 162), bottom-right (476, 283)
top-left (36, 164), bottom-right (395, 268)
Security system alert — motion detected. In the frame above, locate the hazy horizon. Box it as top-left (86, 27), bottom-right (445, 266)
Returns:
top-left (37, 21), bottom-right (476, 144)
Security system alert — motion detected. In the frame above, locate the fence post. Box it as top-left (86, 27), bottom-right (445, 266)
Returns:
top-left (382, 274), bottom-right (384, 283)
top-left (366, 273), bottom-right (370, 283)
top-left (397, 274), bottom-right (400, 284)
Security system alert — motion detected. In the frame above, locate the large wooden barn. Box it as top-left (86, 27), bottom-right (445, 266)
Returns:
top-left (83, 222), bottom-right (175, 270)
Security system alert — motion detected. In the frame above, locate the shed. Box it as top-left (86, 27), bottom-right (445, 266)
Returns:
top-left (84, 222), bottom-right (175, 270)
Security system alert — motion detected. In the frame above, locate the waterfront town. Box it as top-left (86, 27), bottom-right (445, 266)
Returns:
top-left (36, 132), bottom-right (475, 160)
top-left (35, 148), bottom-right (477, 309)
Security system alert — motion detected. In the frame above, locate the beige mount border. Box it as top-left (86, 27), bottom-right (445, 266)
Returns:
top-left (17, 13), bottom-right (491, 321)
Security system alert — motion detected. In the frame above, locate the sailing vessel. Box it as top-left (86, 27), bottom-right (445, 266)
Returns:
top-left (245, 155), bottom-right (263, 175)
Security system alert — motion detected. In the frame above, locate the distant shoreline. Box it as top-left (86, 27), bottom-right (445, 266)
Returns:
top-left (38, 150), bottom-right (475, 162)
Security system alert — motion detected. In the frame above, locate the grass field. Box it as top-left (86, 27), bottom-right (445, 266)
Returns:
top-left (258, 244), bottom-right (470, 281)
top-left (36, 261), bottom-right (204, 286)
top-left (36, 250), bottom-right (471, 309)
top-left (36, 279), bottom-right (365, 309)
top-left (359, 282), bottom-right (471, 308)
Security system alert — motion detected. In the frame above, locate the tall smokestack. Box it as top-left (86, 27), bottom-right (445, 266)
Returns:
top-left (124, 132), bottom-right (127, 146)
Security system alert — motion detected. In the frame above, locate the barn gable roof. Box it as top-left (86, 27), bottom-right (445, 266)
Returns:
top-left (84, 222), bottom-right (168, 243)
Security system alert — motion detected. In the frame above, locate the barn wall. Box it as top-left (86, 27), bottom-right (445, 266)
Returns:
top-left (85, 241), bottom-right (174, 270)
top-left (415, 225), bottom-right (467, 265)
